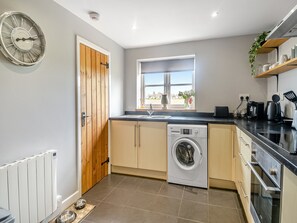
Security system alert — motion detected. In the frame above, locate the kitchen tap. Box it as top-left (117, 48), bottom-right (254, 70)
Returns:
top-left (147, 104), bottom-right (154, 117)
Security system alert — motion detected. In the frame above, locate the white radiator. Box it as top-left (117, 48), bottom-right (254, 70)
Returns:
top-left (0, 151), bottom-right (57, 223)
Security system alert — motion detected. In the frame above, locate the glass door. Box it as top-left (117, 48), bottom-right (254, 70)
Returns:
top-left (172, 138), bottom-right (202, 171)
top-left (248, 160), bottom-right (281, 223)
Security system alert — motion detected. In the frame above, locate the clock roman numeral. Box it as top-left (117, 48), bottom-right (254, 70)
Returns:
top-left (11, 15), bottom-right (19, 27)
top-left (3, 22), bottom-right (14, 30)
top-left (27, 52), bottom-right (35, 63)
top-left (5, 43), bottom-right (14, 48)
top-left (2, 31), bottom-right (11, 39)
top-left (21, 18), bottom-right (25, 28)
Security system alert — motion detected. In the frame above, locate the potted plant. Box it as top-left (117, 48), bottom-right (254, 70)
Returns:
top-left (178, 90), bottom-right (195, 108)
top-left (249, 31), bottom-right (268, 76)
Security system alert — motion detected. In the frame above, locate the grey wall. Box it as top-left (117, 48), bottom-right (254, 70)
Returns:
top-left (124, 35), bottom-right (267, 112)
top-left (267, 37), bottom-right (297, 118)
top-left (0, 0), bottom-right (124, 201)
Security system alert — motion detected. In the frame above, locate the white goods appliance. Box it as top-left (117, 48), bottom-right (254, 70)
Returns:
top-left (168, 124), bottom-right (207, 188)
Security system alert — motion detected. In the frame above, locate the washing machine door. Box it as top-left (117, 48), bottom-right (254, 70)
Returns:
top-left (172, 138), bottom-right (203, 171)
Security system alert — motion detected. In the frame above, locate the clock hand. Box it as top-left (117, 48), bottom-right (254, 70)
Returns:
top-left (15, 37), bottom-right (38, 42)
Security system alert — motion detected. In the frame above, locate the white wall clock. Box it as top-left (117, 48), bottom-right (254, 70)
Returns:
top-left (0, 11), bottom-right (46, 66)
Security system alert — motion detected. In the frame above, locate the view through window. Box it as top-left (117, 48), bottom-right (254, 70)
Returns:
top-left (139, 57), bottom-right (195, 108)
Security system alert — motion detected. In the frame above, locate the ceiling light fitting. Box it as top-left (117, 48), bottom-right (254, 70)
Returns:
top-left (89, 11), bottom-right (100, 21)
top-left (211, 11), bottom-right (219, 18)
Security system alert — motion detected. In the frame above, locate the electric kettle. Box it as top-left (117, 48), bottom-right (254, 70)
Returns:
top-left (265, 101), bottom-right (282, 122)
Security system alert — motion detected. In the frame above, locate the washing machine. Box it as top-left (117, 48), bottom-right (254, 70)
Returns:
top-left (168, 124), bottom-right (208, 188)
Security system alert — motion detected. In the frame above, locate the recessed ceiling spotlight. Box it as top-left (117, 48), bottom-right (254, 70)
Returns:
top-left (211, 11), bottom-right (219, 18)
top-left (132, 23), bottom-right (137, 31)
top-left (89, 11), bottom-right (100, 21)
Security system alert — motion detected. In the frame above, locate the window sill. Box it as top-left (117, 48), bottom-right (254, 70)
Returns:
top-left (136, 108), bottom-right (197, 112)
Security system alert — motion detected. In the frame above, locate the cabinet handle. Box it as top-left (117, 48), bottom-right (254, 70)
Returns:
top-left (240, 137), bottom-right (250, 148)
top-left (239, 182), bottom-right (248, 198)
top-left (238, 152), bottom-right (248, 166)
top-left (232, 130), bottom-right (234, 158)
top-left (138, 124), bottom-right (141, 147)
top-left (134, 125), bottom-right (137, 147)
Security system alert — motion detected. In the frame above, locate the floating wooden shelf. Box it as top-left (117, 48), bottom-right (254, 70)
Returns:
top-left (257, 38), bottom-right (289, 54)
top-left (255, 57), bottom-right (297, 78)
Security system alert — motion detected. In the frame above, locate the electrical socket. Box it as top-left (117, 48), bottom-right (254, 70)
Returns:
top-left (239, 94), bottom-right (250, 101)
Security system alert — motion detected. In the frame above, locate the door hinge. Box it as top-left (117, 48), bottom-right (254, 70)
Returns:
top-left (100, 62), bottom-right (109, 69)
top-left (101, 157), bottom-right (109, 166)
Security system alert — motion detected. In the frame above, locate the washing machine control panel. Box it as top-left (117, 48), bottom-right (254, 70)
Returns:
top-left (182, 129), bottom-right (192, 135)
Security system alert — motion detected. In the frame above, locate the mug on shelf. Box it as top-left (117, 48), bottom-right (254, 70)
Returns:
top-left (279, 54), bottom-right (288, 64)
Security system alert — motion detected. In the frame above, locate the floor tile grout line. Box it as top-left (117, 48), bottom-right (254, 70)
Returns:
top-left (177, 186), bottom-right (185, 217)
top-left (182, 199), bottom-right (240, 210)
top-left (157, 181), bottom-right (165, 194)
top-left (101, 200), bottom-right (204, 222)
top-left (233, 194), bottom-right (244, 223)
top-left (99, 185), bottom-right (119, 203)
top-left (86, 174), bottom-right (246, 222)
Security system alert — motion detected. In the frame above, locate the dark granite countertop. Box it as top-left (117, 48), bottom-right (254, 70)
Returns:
top-left (110, 113), bottom-right (297, 176)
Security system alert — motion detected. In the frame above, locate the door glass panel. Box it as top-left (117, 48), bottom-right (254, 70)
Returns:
top-left (176, 142), bottom-right (195, 166)
top-left (250, 163), bottom-right (281, 223)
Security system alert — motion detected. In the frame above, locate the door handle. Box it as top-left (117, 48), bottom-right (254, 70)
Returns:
top-left (134, 125), bottom-right (137, 147)
top-left (81, 112), bottom-right (90, 127)
top-left (246, 162), bottom-right (281, 192)
top-left (138, 124), bottom-right (141, 147)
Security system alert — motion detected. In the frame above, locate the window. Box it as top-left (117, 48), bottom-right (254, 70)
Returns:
top-left (138, 56), bottom-right (195, 109)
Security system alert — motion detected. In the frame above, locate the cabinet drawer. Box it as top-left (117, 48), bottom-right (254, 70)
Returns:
top-left (238, 153), bottom-right (251, 194)
top-left (240, 131), bottom-right (252, 146)
top-left (240, 139), bottom-right (251, 162)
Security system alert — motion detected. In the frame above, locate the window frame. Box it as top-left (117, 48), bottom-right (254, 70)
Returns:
top-left (137, 55), bottom-right (195, 110)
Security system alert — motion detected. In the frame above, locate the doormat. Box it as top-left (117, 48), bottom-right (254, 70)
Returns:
top-left (51, 203), bottom-right (95, 223)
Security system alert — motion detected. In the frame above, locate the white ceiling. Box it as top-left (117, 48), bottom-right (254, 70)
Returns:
top-left (54, 0), bottom-right (297, 49)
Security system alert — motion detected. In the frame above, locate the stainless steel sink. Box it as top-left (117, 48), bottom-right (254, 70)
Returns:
top-left (120, 115), bottom-right (171, 119)
top-left (141, 115), bottom-right (171, 119)
top-left (121, 115), bottom-right (145, 118)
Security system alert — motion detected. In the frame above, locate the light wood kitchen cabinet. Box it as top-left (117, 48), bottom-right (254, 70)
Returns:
top-left (111, 121), bottom-right (138, 168)
top-left (281, 166), bottom-right (297, 223)
top-left (138, 121), bottom-right (167, 172)
top-left (208, 124), bottom-right (234, 182)
top-left (235, 127), bottom-right (253, 223)
top-left (110, 120), bottom-right (167, 179)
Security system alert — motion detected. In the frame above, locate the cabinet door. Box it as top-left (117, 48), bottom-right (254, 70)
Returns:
top-left (138, 121), bottom-right (167, 172)
top-left (281, 167), bottom-right (297, 223)
top-left (208, 124), bottom-right (233, 181)
top-left (111, 121), bottom-right (138, 168)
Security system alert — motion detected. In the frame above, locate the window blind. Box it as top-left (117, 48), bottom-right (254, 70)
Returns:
top-left (141, 58), bottom-right (194, 73)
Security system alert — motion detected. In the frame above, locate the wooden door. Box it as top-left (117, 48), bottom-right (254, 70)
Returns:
top-left (80, 43), bottom-right (109, 194)
top-left (137, 121), bottom-right (167, 172)
top-left (110, 121), bottom-right (138, 168)
top-left (208, 124), bottom-right (233, 181)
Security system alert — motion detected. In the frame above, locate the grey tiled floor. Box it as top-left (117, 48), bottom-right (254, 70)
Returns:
top-left (82, 174), bottom-right (246, 223)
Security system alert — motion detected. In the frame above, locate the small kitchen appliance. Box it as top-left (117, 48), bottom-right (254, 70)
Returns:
top-left (213, 106), bottom-right (229, 118)
top-left (283, 91), bottom-right (297, 129)
top-left (266, 94), bottom-right (282, 122)
top-left (247, 101), bottom-right (265, 119)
